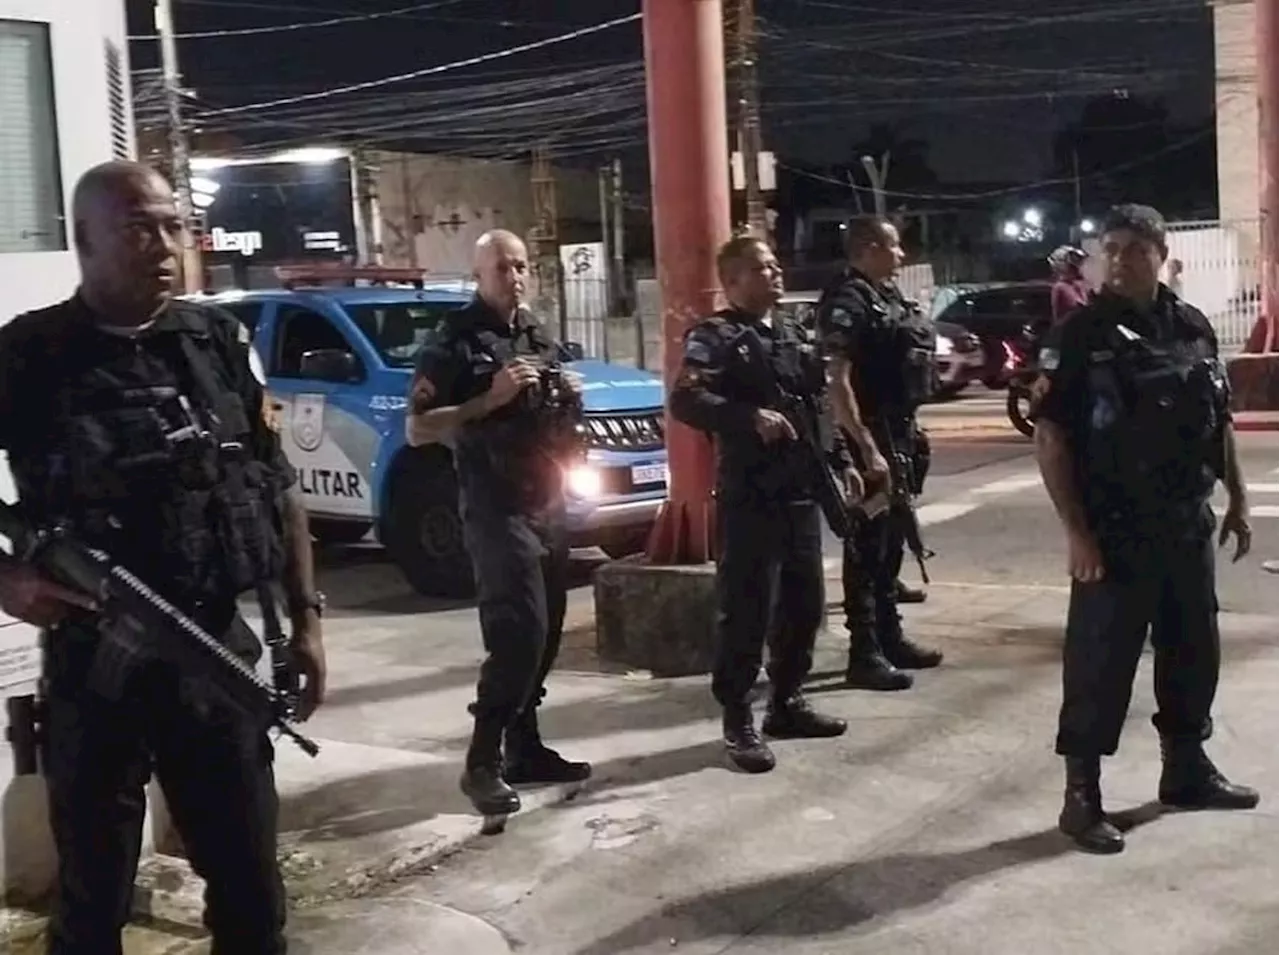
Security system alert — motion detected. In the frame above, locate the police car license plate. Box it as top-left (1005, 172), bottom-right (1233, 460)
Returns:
top-left (631, 464), bottom-right (665, 486)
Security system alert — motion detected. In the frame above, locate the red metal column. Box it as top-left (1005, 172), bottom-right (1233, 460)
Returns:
top-left (642, 0), bottom-right (732, 563)
top-left (1258, 0), bottom-right (1278, 352)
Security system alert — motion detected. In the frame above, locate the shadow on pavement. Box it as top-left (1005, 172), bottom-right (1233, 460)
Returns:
top-left (571, 804), bottom-right (1166, 955)
top-left (321, 663), bottom-right (479, 708)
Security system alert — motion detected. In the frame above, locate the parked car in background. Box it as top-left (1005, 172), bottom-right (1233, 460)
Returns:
top-left (193, 268), bottom-right (669, 598)
top-left (931, 282), bottom-right (1053, 388)
top-left (777, 291), bottom-right (982, 400)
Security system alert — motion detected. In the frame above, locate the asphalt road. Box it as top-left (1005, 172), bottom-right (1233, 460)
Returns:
top-left (273, 388), bottom-right (1278, 955)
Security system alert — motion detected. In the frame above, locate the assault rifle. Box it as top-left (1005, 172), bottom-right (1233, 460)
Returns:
top-left (873, 423), bottom-right (935, 584)
top-left (0, 501), bottom-right (319, 758)
top-left (775, 390), bottom-right (858, 540)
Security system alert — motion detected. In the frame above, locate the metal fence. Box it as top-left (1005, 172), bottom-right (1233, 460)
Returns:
top-left (1164, 219), bottom-right (1261, 351)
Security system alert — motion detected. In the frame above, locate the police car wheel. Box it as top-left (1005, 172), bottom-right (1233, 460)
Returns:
top-left (385, 452), bottom-right (476, 599)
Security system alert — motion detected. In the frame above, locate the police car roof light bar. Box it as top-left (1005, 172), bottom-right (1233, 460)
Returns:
top-left (273, 264), bottom-right (429, 290)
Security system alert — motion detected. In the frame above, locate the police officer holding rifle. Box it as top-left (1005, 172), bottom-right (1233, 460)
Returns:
top-left (1033, 204), bottom-right (1258, 854)
top-left (816, 216), bottom-right (944, 693)
top-left (0, 161), bottom-right (326, 954)
top-left (669, 235), bottom-right (854, 774)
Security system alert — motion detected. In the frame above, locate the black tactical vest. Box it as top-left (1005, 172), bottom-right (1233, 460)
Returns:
top-left (705, 308), bottom-right (825, 503)
top-left (833, 275), bottom-right (936, 416)
top-left (7, 301), bottom-right (284, 609)
top-left (445, 306), bottom-right (582, 514)
top-left (1080, 321), bottom-right (1225, 528)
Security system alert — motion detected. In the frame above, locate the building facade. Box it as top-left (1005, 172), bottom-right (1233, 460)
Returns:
top-left (1, 0), bottom-right (134, 901)
top-left (1212, 0), bottom-right (1259, 230)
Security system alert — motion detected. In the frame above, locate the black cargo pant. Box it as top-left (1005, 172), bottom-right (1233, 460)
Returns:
top-left (42, 618), bottom-right (286, 955)
top-left (1056, 513), bottom-right (1220, 757)
top-left (841, 417), bottom-right (915, 640)
top-left (714, 498), bottom-right (824, 708)
top-left (463, 504), bottom-right (570, 722)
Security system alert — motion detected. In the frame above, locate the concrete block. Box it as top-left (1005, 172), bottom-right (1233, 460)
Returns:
top-left (1, 772), bottom-right (55, 907)
top-left (593, 557), bottom-right (718, 677)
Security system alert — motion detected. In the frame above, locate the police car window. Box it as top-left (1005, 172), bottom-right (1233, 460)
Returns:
top-left (218, 302), bottom-right (263, 338)
top-left (274, 305), bottom-right (359, 377)
top-left (345, 302), bottom-right (453, 366)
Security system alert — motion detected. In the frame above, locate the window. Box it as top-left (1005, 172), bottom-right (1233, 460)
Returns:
top-left (219, 301), bottom-right (264, 340)
top-left (0, 21), bottom-right (65, 253)
top-left (273, 305), bottom-right (361, 377)
top-left (344, 301), bottom-right (456, 367)
top-left (104, 41), bottom-right (129, 161)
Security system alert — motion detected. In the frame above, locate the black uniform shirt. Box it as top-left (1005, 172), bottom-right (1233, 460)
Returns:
top-left (1035, 285), bottom-right (1225, 437)
top-left (412, 297), bottom-right (561, 513)
top-left (669, 305), bottom-right (824, 504)
top-left (0, 294), bottom-right (294, 611)
top-left (816, 269), bottom-right (928, 419)
top-left (1035, 285), bottom-right (1226, 533)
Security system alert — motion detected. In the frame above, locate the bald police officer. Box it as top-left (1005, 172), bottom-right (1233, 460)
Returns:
top-left (0, 161), bottom-right (326, 954)
top-left (406, 230), bottom-right (590, 820)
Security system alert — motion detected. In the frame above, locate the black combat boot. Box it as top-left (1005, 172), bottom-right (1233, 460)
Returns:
top-left (894, 579), bottom-right (927, 604)
top-left (762, 691), bottom-right (847, 739)
top-left (504, 706), bottom-right (592, 785)
top-left (460, 715), bottom-right (522, 816)
top-left (722, 704), bottom-right (776, 773)
top-left (1058, 756), bottom-right (1124, 854)
top-left (878, 603), bottom-right (943, 670)
top-left (1157, 736), bottom-right (1260, 811)
top-left (845, 625), bottom-right (913, 691)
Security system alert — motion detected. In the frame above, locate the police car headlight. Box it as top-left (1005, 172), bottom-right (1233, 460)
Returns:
top-left (566, 464), bottom-right (603, 499)
top-left (934, 335), bottom-right (954, 356)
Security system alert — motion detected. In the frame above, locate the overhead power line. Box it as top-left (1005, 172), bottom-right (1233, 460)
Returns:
top-left (127, 0), bottom-right (466, 41)
top-left (195, 12), bottom-right (642, 118)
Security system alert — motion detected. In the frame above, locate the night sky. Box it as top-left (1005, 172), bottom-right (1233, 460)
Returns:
top-left (124, 0), bottom-right (1216, 191)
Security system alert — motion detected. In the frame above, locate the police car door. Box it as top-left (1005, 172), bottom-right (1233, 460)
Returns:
top-left (265, 302), bottom-right (375, 521)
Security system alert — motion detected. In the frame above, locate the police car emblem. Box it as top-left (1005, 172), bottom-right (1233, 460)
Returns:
top-left (291, 394), bottom-right (326, 452)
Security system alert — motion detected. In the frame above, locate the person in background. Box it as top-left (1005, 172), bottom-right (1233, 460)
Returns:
top-left (1048, 245), bottom-right (1091, 326)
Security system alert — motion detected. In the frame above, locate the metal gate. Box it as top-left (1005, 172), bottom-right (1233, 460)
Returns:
top-left (1165, 219), bottom-right (1261, 351)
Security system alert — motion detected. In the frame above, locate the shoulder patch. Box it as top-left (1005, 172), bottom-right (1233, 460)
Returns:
top-left (236, 321), bottom-right (252, 346)
top-left (683, 336), bottom-right (714, 365)
top-left (1038, 347), bottom-right (1060, 372)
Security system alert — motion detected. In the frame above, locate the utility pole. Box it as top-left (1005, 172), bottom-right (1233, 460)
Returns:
top-left (155, 0), bottom-right (201, 293)
top-left (598, 162), bottom-right (611, 297)
top-left (731, 0), bottom-right (766, 236)
top-left (860, 153), bottom-right (889, 220)
top-left (610, 158), bottom-right (626, 314)
top-left (529, 145), bottom-right (563, 336)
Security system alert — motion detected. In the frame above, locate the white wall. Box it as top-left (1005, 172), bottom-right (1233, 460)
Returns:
top-left (1212, 0), bottom-right (1259, 229)
top-left (1, 0), bottom-right (134, 902)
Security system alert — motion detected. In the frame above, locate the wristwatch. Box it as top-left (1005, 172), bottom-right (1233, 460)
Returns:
top-left (290, 591), bottom-right (326, 618)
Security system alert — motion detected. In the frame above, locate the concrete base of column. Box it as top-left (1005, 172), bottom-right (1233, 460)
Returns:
top-left (1, 773), bottom-right (55, 907)
top-left (134, 781), bottom-right (205, 928)
top-left (593, 557), bottom-right (718, 677)
top-left (1227, 353), bottom-right (1278, 412)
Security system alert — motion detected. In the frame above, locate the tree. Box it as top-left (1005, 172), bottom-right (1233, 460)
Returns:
top-left (1052, 93), bottom-right (1216, 220)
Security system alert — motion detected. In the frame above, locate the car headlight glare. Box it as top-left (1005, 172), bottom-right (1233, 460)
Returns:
top-left (566, 464), bottom-right (602, 499)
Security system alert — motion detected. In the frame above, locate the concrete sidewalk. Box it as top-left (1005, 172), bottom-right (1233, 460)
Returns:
top-left (4, 565), bottom-right (1275, 953)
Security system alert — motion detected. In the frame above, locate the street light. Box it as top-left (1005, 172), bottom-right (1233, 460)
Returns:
top-left (1001, 220), bottom-right (1021, 239)
top-left (1079, 218), bottom-right (1097, 235)
top-left (1022, 207), bottom-right (1043, 228)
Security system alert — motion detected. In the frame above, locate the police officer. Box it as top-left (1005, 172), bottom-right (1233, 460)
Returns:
top-left (816, 216), bottom-right (943, 692)
top-left (406, 229), bottom-right (589, 818)
top-left (0, 161), bottom-right (326, 954)
top-left (1034, 204), bottom-right (1258, 854)
top-left (669, 235), bottom-right (850, 774)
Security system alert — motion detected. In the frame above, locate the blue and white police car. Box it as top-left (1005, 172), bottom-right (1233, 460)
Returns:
top-left (199, 269), bottom-right (668, 598)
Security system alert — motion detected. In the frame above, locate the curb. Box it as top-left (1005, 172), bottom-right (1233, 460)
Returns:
top-left (1233, 414), bottom-right (1279, 433)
